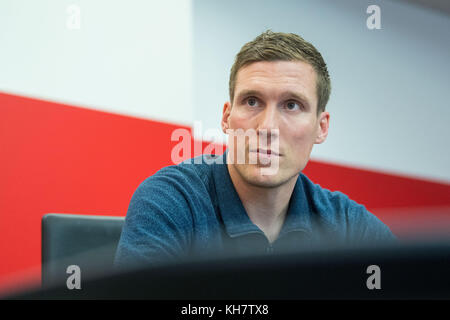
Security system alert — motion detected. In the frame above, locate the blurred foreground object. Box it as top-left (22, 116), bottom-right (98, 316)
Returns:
top-left (8, 238), bottom-right (450, 300)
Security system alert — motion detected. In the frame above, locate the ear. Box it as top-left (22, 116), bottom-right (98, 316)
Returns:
top-left (315, 111), bottom-right (330, 144)
top-left (221, 101), bottom-right (232, 134)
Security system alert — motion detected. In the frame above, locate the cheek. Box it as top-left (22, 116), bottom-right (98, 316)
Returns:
top-left (283, 124), bottom-right (317, 155)
top-left (229, 110), bottom-right (251, 130)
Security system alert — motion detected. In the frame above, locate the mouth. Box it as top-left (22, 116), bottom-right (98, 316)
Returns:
top-left (249, 148), bottom-right (281, 157)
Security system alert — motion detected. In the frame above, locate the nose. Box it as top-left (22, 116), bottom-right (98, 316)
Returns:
top-left (257, 104), bottom-right (279, 142)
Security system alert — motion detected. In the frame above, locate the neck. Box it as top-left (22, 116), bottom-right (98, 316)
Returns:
top-left (227, 163), bottom-right (298, 243)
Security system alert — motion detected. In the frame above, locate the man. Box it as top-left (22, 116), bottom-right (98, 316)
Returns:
top-left (114, 31), bottom-right (395, 269)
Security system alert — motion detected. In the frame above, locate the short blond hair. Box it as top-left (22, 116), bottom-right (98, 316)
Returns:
top-left (229, 30), bottom-right (331, 114)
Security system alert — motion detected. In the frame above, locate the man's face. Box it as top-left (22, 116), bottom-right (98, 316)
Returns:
top-left (222, 60), bottom-right (330, 188)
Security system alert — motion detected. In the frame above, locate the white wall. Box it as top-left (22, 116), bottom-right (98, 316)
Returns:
top-left (0, 0), bottom-right (193, 125)
top-left (192, 0), bottom-right (450, 183)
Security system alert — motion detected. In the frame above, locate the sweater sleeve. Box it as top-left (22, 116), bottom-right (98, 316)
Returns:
top-left (114, 166), bottom-right (197, 270)
top-left (324, 188), bottom-right (397, 245)
top-left (306, 177), bottom-right (397, 246)
top-left (346, 201), bottom-right (397, 244)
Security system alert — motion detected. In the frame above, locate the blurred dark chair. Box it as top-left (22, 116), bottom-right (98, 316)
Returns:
top-left (41, 213), bottom-right (125, 288)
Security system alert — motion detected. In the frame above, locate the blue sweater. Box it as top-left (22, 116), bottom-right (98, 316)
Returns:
top-left (114, 153), bottom-right (395, 268)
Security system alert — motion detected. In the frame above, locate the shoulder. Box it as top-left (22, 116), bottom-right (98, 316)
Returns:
top-left (128, 154), bottom-right (220, 221)
top-left (299, 173), bottom-right (353, 212)
top-left (137, 154), bottom-right (217, 196)
top-left (299, 173), bottom-right (396, 243)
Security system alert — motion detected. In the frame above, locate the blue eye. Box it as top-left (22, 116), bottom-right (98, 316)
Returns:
top-left (247, 97), bottom-right (258, 107)
top-left (286, 101), bottom-right (300, 110)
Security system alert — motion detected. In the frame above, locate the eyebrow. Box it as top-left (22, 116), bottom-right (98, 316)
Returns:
top-left (235, 89), bottom-right (311, 108)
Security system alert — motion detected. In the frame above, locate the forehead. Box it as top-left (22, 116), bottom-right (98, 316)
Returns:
top-left (235, 60), bottom-right (317, 106)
